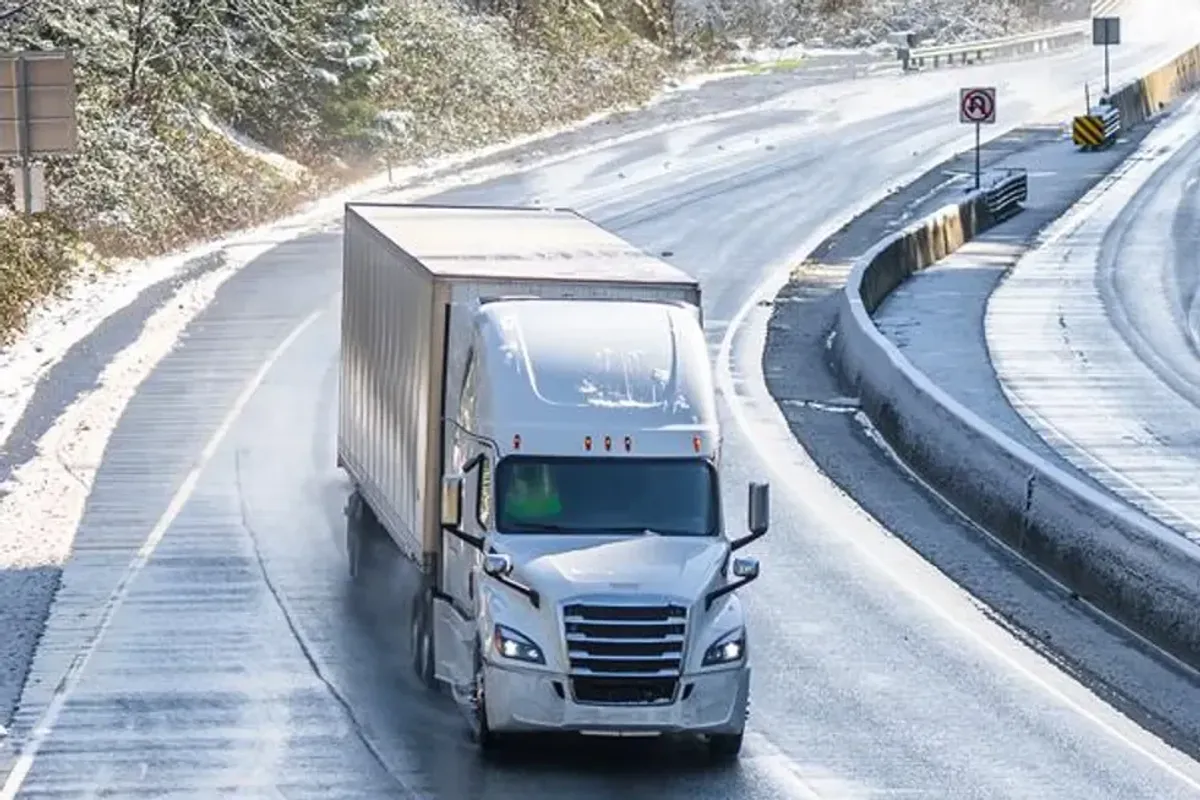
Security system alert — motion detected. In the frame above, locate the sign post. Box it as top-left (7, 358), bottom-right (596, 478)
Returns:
top-left (1092, 17), bottom-right (1120, 95)
top-left (0, 50), bottom-right (78, 214)
top-left (959, 86), bottom-right (996, 190)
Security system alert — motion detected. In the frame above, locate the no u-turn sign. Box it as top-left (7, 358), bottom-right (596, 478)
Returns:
top-left (959, 86), bottom-right (997, 124)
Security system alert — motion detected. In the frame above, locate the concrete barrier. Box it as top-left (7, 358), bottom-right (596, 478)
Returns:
top-left (1107, 43), bottom-right (1200, 128)
top-left (831, 183), bottom-right (1200, 670)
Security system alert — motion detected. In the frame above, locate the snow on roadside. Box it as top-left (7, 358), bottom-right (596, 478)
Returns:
top-left (0, 264), bottom-right (242, 569)
top-left (194, 110), bottom-right (311, 181)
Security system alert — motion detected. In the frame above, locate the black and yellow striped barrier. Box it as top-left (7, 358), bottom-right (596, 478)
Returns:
top-left (1072, 105), bottom-right (1121, 150)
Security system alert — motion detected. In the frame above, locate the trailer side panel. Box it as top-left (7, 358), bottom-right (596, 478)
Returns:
top-left (339, 208), bottom-right (437, 565)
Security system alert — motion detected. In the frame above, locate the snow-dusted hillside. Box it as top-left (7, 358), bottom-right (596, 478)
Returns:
top-left (672, 0), bottom-right (1087, 48)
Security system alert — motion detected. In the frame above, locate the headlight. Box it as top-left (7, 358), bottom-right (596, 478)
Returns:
top-left (492, 624), bottom-right (545, 665)
top-left (701, 627), bottom-right (746, 667)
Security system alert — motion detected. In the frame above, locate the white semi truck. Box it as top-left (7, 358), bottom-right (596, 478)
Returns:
top-left (337, 202), bottom-right (770, 760)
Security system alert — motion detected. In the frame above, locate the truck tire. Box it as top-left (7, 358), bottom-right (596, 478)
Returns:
top-left (470, 644), bottom-right (511, 758)
top-left (410, 588), bottom-right (438, 690)
top-left (344, 488), bottom-right (382, 580)
top-left (707, 732), bottom-right (744, 763)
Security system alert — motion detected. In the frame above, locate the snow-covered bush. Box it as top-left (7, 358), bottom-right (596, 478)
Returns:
top-left (670, 0), bottom-right (1089, 48)
top-left (0, 215), bottom-right (81, 346)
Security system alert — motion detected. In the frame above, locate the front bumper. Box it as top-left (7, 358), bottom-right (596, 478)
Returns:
top-left (484, 662), bottom-right (750, 735)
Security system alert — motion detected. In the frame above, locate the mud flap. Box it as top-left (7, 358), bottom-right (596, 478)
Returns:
top-left (433, 595), bottom-right (473, 697)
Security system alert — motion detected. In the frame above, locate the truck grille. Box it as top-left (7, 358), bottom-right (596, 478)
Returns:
top-left (562, 603), bottom-right (687, 705)
top-left (572, 676), bottom-right (677, 705)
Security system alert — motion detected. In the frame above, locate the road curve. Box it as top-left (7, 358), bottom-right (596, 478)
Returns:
top-left (987, 94), bottom-right (1200, 545)
top-left (5, 5), bottom-right (1200, 798)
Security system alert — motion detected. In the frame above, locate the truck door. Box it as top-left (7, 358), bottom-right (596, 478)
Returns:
top-left (434, 446), bottom-right (489, 691)
top-left (440, 449), bottom-right (486, 606)
top-left (433, 345), bottom-right (487, 690)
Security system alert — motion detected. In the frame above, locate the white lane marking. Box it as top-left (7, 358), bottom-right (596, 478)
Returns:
top-left (743, 731), bottom-right (826, 799)
top-left (0, 307), bottom-right (325, 800)
top-left (713, 158), bottom-right (1200, 795)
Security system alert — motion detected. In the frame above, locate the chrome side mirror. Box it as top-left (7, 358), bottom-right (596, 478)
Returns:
top-left (732, 556), bottom-right (760, 580)
top-left (441, 474), bottom-right (464, 529)
top-left (747, 482), bottom-right (770, 536)
top-left (484, 553), bottom-right (514, 578)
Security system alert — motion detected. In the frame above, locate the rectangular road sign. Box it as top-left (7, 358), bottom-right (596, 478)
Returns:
top-left (0, 50), bottom-right (77, 158)
top-left (1093, 16), bottom-right (1120, 46)
top-left (959, 86), bottom-right (996, 125)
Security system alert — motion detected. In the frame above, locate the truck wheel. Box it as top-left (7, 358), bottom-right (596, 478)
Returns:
top-left (344, 489), bottom-right (381, 580)
top-left (707, 732), bottom-right (744, 763)
top-left (410, 589), bottom-right (438, 690)
top-left (470, 646), bottom-right (510, 758)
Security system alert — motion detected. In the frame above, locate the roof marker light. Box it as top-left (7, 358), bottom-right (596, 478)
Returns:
top-left (692, 435), bottom-right (702, 453)
top-left (584, 436), bottom-right (593, 451)
top-left (603, 435), bottom-right (612, 452)
top-left (624, 436), bottom-right (632, 452)
top-left (512, 434), bottom-right (521, 450)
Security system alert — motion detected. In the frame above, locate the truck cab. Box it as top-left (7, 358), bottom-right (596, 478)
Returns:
top-left (430, 296), bottom-right (768, 760)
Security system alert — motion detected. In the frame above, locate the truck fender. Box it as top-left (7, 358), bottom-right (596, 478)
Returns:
top-left (432, 594), bottom-right (474, 699)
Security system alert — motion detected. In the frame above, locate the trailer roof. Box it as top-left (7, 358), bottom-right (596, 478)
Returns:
top-left (347, 203), bottom-right (699, 286)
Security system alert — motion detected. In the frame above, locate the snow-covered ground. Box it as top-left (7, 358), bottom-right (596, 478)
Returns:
top-left (986, 93), bottom-right (1200, 544)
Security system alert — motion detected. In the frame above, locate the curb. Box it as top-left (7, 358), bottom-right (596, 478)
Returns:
top-left (828, 42), bottom-right (1200, 668)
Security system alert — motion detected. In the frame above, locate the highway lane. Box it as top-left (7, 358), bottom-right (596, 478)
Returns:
top-left (986, 95), bottom-right (1200, 545)
top-left (6, 4), bottom-right (1200, 796)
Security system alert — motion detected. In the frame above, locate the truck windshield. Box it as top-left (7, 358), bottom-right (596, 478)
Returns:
top-left (495, 456), bottom-right (719, 536)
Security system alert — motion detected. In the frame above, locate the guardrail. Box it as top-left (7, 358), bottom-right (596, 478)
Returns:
top-left (1072, 104), bottom-right (1121, 149)
top-left (831, 190), bottom-right (1200, 669)
top-left (900, 22), bottom-right (1089, 70)
top-left (895, 1), bottom-right (1121, 72)
top-left (980, 168), bottom-right (1028, 219)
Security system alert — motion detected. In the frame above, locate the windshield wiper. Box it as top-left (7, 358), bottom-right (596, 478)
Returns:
top-left (510, 522), bottom-right (575, 532)
top-left (607, 527), bottom-right (700, 537)
top-left (505, 523), bottom-right (704, 535)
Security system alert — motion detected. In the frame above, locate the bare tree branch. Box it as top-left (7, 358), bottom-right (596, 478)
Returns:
top-left (0, 0), bottom-right (35, 25)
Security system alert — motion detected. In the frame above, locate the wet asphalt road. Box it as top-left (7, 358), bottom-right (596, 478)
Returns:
top-left (6, 10), bottom-right (1200, 798)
